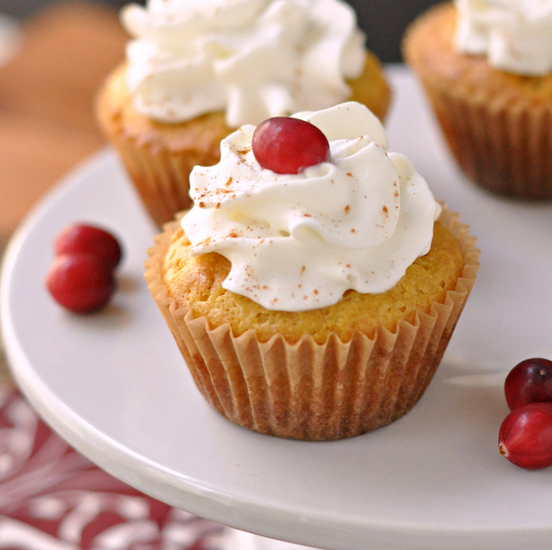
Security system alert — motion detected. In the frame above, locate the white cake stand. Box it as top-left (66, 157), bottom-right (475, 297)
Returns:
top-left (3, 67), bottom-right (552, 550)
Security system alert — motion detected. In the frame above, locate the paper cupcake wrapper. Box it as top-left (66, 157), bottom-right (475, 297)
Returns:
top-left (412, 68), bottom-right (552, 199)
top-left (106, 131), bottom-right (220, 227)
top-left (95, 64), bottom-right (230, 228)
top-left (145, 207), bottom-right (479, 441)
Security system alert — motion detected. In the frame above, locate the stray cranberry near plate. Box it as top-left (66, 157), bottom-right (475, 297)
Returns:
top-left (54, 224), bottom-right (122, 270)
top-left (46, 224), bottom-right (123, 313)
top-left (46, 254), bottom-right (115, 314)
top-left (499, 403), bottom-right (552, 470)
top-left (504, 358), bottom-right (552, 411)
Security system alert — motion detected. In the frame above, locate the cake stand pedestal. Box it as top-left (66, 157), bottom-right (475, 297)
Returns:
top-left (3, 67), bottom-right (552, 550)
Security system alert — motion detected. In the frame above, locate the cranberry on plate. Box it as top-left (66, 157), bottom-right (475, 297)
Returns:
top-left (499, 357), bottom-right (552, 469)
top-left (499, 403), bottom-right (552, 470)
top-left (504, 358), bottom-right (552, 411)
top-left (46, 253), bottom-right (115, 314)
top-left (54, 224), bottom-right (122, 270)
top-left (46, 224), bottom-right (122, 314)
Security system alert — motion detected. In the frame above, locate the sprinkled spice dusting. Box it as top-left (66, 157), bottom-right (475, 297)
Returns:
top-left (180, 102), bottom-right (441, 312)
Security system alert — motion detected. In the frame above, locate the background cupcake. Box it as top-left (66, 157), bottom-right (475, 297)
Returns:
top-left (403, 0), bottom-right (552, 199)
top-left (144, 102), bottom-right (479, 441)
top-left (96, 0), bottom-right (392, 227)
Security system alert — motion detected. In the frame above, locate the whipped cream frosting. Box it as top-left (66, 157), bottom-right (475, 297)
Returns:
top-left (121, 0), bottom-right (366, 127)
top-left (181, 102), bottom-right (441, 312)
top-left (455, 0), bottom-right (552, 75)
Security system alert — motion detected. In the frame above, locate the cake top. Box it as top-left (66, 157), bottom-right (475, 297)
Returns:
top-left (181, 102), bottom-right (441, 312)
top-left (120, 0), bottom-right (366, 127)
top-left (455, 0), bottom-right (552, 76)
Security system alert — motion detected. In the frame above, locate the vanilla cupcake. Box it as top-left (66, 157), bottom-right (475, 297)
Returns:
top-left (145, 102), bottom-right (479, 441)
top-left (96, 0), bottom-right (392, 227)
top-left (403, 1), bottom-right (552, 199)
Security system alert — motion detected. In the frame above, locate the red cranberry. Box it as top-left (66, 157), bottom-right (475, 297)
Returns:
top-left (54, 224), bottom-right (122, 270)
top-left (252, 117), bottom-right (330, 175)
top-left (499, 402), bottom-right (552, 470)
top-left (504, 358), bottom-right (552, 411)
top-left (46, 254), bottom-right (115, 314)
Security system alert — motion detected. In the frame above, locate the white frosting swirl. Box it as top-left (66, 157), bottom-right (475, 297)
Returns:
top-left (121, 0), bottom-right (366, 127)
top-left (181, 102), bottom-right (441, 312)
top-left (455, 0), bottom-right (552, 75)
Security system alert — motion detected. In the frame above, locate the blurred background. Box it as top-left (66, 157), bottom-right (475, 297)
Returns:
top-left (0, 0), bottom-right (443, 62)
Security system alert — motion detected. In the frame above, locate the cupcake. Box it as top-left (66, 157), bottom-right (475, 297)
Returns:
top-left (145, 101), bottom-right (479, 441)
top-left (403, 1), bottom-right (552, 199)
top-left (96, 0), bottom-right (392, 227)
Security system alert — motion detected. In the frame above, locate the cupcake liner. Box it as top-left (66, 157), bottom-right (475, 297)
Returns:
top-left (403, 3), bottom-right (552, 200)
top-left (145, 209), bottom-right (479, 441)
top-left (420, 82), bottom-right (552, 199)
top-left (95, 65), bottom-right (230, 228)
top-left (103, 128), bottom-right (220, 228)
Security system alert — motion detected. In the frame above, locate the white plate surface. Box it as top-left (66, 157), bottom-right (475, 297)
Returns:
top-left (3, 66), bottom-right (552, 550)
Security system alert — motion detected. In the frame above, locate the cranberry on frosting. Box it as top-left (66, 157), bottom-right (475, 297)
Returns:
top-left (182, 102), bottom-right (441, 312)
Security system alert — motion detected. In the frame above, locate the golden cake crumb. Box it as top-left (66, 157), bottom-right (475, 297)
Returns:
top-left (163, 222), bottom-right (464, 344)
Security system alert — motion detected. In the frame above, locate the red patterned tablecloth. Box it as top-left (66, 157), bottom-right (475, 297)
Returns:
top-left (0, 381), bottom-right (227, 550)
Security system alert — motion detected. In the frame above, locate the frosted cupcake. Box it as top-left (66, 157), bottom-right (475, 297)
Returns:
top-left (145, 102), bottom-right (479, 441)
top-left (96, 0), bottom-right (392, 227)
top-left (403, 1), bottom-right (552, 199)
